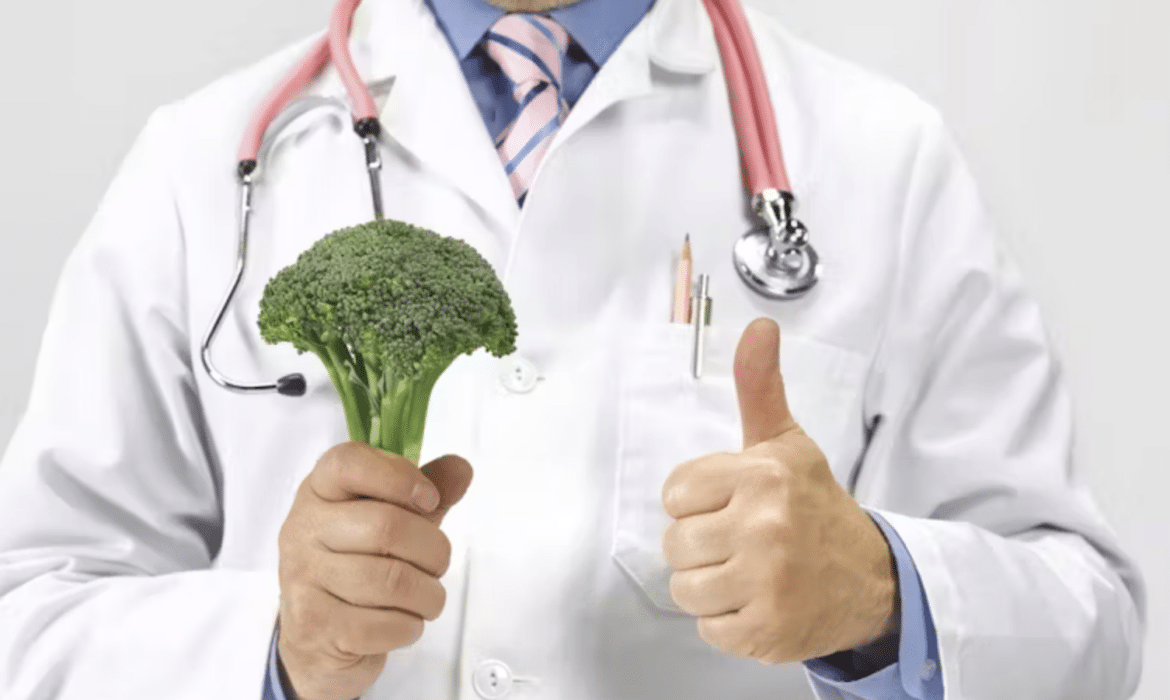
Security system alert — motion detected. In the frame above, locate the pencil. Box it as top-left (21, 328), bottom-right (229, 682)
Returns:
top-left (671, 235), bottom-right (693, 323)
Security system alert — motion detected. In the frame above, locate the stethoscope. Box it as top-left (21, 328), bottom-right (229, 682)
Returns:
top-left (201, 0), bottom-right (821, 398)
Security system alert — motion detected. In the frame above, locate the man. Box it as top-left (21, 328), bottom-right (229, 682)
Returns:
top-left (0, 0), bottom-right (1145, 698)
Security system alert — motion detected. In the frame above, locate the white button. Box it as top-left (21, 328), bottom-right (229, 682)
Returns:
top-left (920, 658), bottom-right (938, 681)
top-left (498, 356), bottom-right (539, 394)
top-left (472, 659), bottom-right (514, 699)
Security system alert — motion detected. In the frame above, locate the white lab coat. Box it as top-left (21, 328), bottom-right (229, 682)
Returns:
top-left (0, 0), bottom-right (1145, 697)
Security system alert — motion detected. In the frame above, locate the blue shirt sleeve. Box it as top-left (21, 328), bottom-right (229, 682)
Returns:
top-left (263, 625), bottom-right (291, 700)
top-left (803, 511), bottom-right (944, 700)
top-left (264, 626), bottom-right (364, 700)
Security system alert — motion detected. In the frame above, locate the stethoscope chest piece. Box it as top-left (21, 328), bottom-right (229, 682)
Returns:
top-left (734, 227), bottom-right (820, 300)
top-left (734, 189), bottom-right (821, 300)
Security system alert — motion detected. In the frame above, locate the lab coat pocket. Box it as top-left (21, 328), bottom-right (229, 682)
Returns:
top-left (612, 322), bottom-right (867, 614)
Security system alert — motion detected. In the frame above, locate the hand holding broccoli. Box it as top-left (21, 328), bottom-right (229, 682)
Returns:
top-left (276, 443), bottom-right (473, 700)
top-left (261, 220), bottom-right (515, 698)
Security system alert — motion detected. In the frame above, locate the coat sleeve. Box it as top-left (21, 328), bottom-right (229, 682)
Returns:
top-left (835, 109), bottom-right (1146, 699)
top-left (0, 105), bottom-right (279, 699)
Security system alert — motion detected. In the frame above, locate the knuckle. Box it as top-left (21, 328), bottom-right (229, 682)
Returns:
top-left (666, 519), bottom-right (704, 565)
top-left (319, 442), bottom-right (384, 494)
top-left (373, 508), bottom-right (405, 551)
top-left (337, 610), bottom-right (400, 658)
top-left (318, 442), bottom-right (356, 478)
top-left (424, 581), bottom-right (447, 621)
top-left (380, 454), bottom-right (416, 487)
top-left (280, 586), bottom-right (323, 642)
top-left (662, 481), bottom-right (692, 516)
top-left (748, 606), bottom-right (789, 658)
top-left (668, 572), bottom-right (694, 610)
top-left (743, 507), bottom-right (789, 543)
top-left (278, 541), bottom-right (314, 585)
top-left (433, 530), bottom-right (453, 577)
top-left (743, 635), bottom-right (770, 660)
top-left (809, 450), bottom-right (831, 476)
top-left (696, 617), bottom-right (724, 649)
top-left (661, 461), bottom-right (694, 512)
top-left (732, 620), bottom-right (765, 659)
top-left (381, 558), bottom-right (413, 598)
top-left (360, 617), bottom-right (397, 655)
top-left (277, 550), bottom-right (302, 585)
top-left (279, 495), bottom-right (314, 545)
top-left (662, 520), bottom-right (681, 562)
top-left (334, 616), bottom-right (369, 657)
top-left (399, 614), bottom-right (425, 647)
top-left (711, 450), bottom-right (739, 463)
top-left (277, 518), bottom-right (298, 555)
top-left (750, 460), bottom-right (789, 490)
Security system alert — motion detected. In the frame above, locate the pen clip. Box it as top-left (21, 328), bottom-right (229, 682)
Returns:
top-left (691, 275), bottom-right (711, 379)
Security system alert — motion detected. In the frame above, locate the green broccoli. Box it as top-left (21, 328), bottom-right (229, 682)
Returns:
top-left (257, 219), bottom-right (518, 464)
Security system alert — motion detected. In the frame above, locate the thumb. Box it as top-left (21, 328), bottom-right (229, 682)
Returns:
top-left (418, 454), bottom-right (474, 525)
top-left (734, 318), bottom-right (798, 449)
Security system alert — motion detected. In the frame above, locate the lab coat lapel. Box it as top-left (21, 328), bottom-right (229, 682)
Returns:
top-left (356, 0), bottom-right (521, 233)
top-left (549, 37), bottom-right (654, 154)
top-left (546, 0), bottom-right (718, 165)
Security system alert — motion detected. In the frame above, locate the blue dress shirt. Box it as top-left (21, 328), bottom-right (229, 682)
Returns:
top-left (263, 2), bottom-right (941, 698)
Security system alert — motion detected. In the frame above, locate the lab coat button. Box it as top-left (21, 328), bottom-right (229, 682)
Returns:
top-left (920, 658), bottom-right (938, 681)
top-left (472, 659), bottom-right (514, 699)
top-left (499, 356), bottom-right (539, 394)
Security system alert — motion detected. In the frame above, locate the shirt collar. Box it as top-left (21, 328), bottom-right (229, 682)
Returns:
top-left (425, 0), bottom-right (657, 66)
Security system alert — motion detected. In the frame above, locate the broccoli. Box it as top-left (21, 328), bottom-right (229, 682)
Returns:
top-left (257, 219), bottom-right (518, 464)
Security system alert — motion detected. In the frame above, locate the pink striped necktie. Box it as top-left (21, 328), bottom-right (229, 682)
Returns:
top-left (484, 14), bottom-right (571, 204)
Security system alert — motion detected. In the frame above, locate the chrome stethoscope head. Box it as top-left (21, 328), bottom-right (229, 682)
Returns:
top-left (733, 189), bottom-right (821, 300)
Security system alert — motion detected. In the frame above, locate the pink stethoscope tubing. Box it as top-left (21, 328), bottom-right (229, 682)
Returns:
top-left (203, 0), bottom-right (818, 398)
top-left (238, 0), bottom-right (790, 193)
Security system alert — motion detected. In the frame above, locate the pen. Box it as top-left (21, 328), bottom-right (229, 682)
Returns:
top-left (691, 274), bottom-right (711, 379)
top-left (671, 235), bottom-right (692, 323)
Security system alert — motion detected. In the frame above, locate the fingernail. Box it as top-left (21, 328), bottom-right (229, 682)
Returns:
top-left (413, 483), bottom-right (440, 512)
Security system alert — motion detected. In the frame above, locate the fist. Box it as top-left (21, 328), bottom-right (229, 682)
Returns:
top-left (661, 318), bottom-right (897, 664)
top-left (277, 443), bottom-right (473, 700)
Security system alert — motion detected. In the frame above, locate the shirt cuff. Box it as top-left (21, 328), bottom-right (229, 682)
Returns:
top-left (264, 624), bottom-right (291, 700)
top-left (803, 511), bottom-right (944, 700)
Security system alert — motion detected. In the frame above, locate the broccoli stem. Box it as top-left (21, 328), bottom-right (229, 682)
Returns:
top-left (368, 415), bottom-right (383, 450)
top-left (313, 348), bottom-right (365, 444)
top-left (400, 364), bottom-right (447, 466)
top-left (329, 339), bottom-right (374, 438)
top-left (376, 361), bottom-right (452, 465)
top-left (379, 377), bottom-right (408, 457)
top-left (311, 338), bottom-right (374, 444)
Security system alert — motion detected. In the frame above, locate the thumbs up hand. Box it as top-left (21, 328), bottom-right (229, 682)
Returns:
top-left (660, 318), bottom-right (898, 664)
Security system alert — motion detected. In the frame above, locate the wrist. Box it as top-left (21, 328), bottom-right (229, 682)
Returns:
top-left (276, 631), bottom-right (338, 700)
top-left (852, 509), bottom-right (901, 648)
top-left (277, 631), bottom-right (382, 700)
top-left (275, 633), bottom-right (308, 700)
top-left (804, 502), bottom-right (901, 659)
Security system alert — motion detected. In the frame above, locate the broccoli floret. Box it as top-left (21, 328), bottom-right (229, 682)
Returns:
top-left (258, 219), bottom-right (517, 464)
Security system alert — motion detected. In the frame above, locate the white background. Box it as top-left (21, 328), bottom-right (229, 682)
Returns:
top-left (1, 0), bottom-right (1166, 697)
